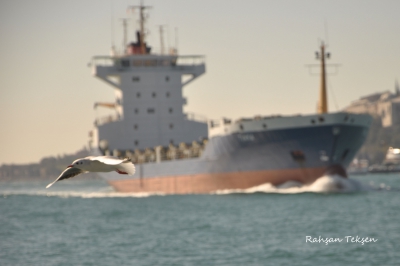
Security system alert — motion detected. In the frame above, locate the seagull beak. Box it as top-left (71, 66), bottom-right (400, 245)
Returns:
top-left (67, 165), bottom-right (73, 168)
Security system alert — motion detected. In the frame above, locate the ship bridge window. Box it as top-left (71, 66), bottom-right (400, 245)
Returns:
top-left (121, 60), bottom-right (130, 67)
top-left (132, 76), bottom-right (140, 82)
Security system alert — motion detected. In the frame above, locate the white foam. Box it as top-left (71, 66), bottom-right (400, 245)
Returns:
top-left (213, 175), bottom-right (371, 195)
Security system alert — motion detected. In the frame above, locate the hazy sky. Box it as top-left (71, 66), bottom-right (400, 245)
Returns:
top-left (1, 0), bottom-right (399, 164)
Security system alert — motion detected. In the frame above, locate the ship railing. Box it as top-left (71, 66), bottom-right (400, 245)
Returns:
top-left (185, 112), bottom-right (208, 123)
top-left (101, 139), bottom-right (209, 164)
top-left (90, 55), bottom-right (205, 69)
top-left (94, 114), bottom-right (121, 126)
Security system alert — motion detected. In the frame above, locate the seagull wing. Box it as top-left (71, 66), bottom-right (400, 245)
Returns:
top-left (46, 167), bottom-right (85, 189)
top-left (89, 156), bottom-right (136, 175)
top-left (87, 156), bottom-right (125, 165)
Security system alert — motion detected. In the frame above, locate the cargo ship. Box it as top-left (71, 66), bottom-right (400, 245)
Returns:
top-left (88, 3), bottom-right (372, 194)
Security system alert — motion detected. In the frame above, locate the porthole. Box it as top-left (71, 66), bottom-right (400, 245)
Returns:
top-left (134, 140), bottom-right (139, 146)
top-left (133, 124), bottom-right (138, 130)
top-left (152, 92), bottom-right (156, 98)
top-left (132, 76), bottom-right (140, 82)
top-left (165, 76), bottom-right (170, 82)
top-left (166, 92), bottom-right (170, 98)
top-left (169, 123), bottom-right (174, 129)
top-left (169, 108), bottom-right (173, 113)
top-left (136, 92), bottom-right (141, 98)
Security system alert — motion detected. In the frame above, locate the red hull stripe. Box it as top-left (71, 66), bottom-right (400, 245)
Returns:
top-left (108, 167), bottom-right (335, 194)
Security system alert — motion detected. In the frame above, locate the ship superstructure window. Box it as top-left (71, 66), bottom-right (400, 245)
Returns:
top-left (132, 76), bottom-right (140, 82)
top-left (121, 60), bottom-right (130, 67)
top-left (147, 108), bottom-right (155, 114)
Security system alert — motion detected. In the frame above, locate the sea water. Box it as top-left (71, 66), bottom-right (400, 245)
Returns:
top-left (1, 174), bottom-right (399, 266)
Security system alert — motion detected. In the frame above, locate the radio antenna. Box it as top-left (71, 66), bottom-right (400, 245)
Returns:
top-left (324, 19), bottom-right (329, 46)
top-left (110, 0), bottom-right (115, 55)
top-left (158, 25), bottom-right (166, 55)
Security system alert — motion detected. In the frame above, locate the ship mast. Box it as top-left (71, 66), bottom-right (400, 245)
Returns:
top-left (120, 18), bottom-right (129, 54)
top-left (317, 42), bottom-right (329, 114)
top-left (128, 2), bottom-right (152, 54)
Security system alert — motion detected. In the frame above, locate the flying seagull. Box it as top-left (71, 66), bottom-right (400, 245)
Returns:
top-left (46, 156), bottom-right (135, 188)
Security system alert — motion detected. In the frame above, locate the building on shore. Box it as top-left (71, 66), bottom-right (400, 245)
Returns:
top-left (344, 80), bottom-right (400, 127)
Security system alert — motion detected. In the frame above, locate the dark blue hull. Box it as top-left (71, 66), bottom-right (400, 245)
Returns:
top-left (101, 120), bottom-right (370, 193)
top-left (215, 124), bottom-right (366, 173)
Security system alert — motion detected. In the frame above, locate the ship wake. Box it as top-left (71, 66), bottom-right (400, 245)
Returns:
top-left (213, 175), bottom-right (371, 195)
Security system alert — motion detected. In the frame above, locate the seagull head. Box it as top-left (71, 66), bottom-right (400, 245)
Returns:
top-left (69, 159), bottom-right (90, 169)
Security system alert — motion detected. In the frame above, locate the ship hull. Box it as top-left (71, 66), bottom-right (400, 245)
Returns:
top-left (94, 118), bottom-right (370, 194)
top-left (107, 167), bottom-right (327, 194)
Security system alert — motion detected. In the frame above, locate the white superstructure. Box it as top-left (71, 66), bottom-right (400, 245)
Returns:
top-left (89, 54), bottom-right (208, 152)
top-left (88, 4), bottom-right (208, 153)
